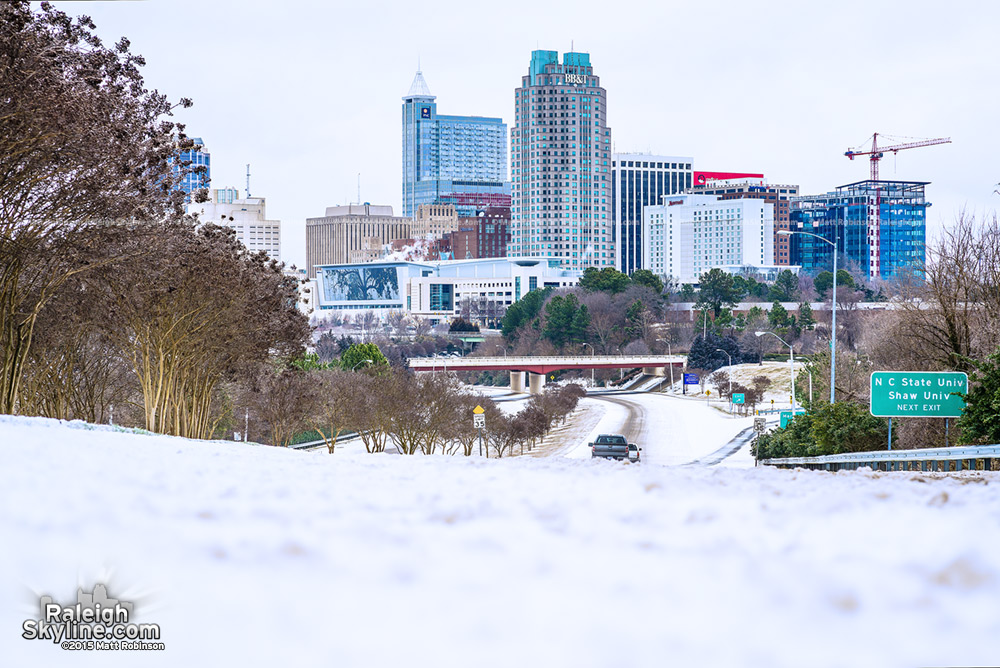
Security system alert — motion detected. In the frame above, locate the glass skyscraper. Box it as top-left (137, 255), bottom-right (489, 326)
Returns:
top-left (789, 180), bottom-right (928, 280)
top-left (175, 137), bottom-right (210, 202)
top-left (611, 154), bottom-right (693, 274)
top-left (401, 71), bottom-right (508, 218)
top-left (509, 50), bottom-right (613, 268)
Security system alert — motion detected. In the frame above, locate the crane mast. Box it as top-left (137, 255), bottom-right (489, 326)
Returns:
top-left (844, 133), bottom-right (950, 279)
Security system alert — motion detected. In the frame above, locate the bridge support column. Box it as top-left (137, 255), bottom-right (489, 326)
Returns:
top-left (510, 371), bottom-right (526, 393)
top-left (642, 366), bottom-right (666, 377)
top-left (528, 372), bottom-right (546, 395)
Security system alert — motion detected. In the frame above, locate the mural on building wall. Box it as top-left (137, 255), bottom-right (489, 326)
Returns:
top-left (322, 267), bottom-right (400, 302)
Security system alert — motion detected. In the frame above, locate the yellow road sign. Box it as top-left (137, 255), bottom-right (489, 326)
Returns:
top-left (473, 405), bottom-right (485, 414)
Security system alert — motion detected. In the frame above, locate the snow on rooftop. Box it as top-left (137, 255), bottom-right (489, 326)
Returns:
top-left (2, 413), bottom-right (999, 667)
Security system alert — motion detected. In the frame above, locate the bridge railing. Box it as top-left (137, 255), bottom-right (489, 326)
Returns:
top-left (408, 355), bottom-right (685, 366)
top-left (761, 444), bottom-right (1000, 472)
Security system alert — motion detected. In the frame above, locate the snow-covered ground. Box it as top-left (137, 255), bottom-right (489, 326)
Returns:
top-left (3, 414), bottom-right (1000, 668)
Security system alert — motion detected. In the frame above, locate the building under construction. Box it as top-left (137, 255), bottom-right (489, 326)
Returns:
top-left (789, 180), bottom-right (928, 280)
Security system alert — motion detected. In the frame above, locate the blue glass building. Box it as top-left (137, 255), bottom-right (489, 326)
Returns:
top-left (174, 137), bottom-right (210, 202)
top-left (611, 153), bottom-right (693, 274)
top-left (789, 180), bottom-right (928, 280)
top-left (401, 71), bottom-right (508, 218)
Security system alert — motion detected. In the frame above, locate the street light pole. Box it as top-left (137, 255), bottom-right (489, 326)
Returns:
top-left (715, 348), bottom-right (732, 410)
top-left (778, 227), bottom-right (838, 404)
top-left (351, 358), bottom-right (374, 371)
top-left (583, 342), bottom-right (595, 388)
top-left (756, 331), bottom-right (795, 410)
top-left (657, 337), bottom-right (674, 391)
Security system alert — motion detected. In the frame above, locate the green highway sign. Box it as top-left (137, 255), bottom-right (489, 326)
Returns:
top-left (870, 371), bottom-right (967, 418)
top-left (732, 393), bottom-right (745, 404)
top-left (779, 410), bottom-right (805, 429)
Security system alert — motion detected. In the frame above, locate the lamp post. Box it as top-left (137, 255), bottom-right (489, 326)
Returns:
top-left (656, 337), bottom-right (674, 391)
top-left (582, 342), bottom-right (595, 387)
top-left (715, 348), bottom-right (733, 410)
top-left (779, 225), bottom-right (838, 404)
top-left (351, 358), bottom-right (374, 371)
top-left (756, 331), bottom-right (795, 410)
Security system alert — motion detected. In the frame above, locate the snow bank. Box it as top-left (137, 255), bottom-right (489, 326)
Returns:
top-left (2, 414), bottom-right (999, 668)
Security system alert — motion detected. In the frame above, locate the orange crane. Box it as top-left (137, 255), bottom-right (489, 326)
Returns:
top-left (844, 133), bottom-right (950, 279)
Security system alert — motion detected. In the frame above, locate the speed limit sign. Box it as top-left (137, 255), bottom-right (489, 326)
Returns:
top-left (474, 414), bottom-right (485, 429)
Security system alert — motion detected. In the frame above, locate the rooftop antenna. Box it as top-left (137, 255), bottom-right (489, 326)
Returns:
top-left (357, 173), bottom-right (361, 204)
top-left (245, 163), bottom-right (251, 198)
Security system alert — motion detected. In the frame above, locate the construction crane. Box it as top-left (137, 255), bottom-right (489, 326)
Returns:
top-left (844, 133), bottom-right (951, 279)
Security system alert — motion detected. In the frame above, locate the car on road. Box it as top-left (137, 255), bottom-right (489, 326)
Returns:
top-left (590, 434), bottom-right (640, 462)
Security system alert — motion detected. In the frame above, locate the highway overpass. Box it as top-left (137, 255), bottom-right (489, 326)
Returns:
top-left (408, 355), bottom-right (684, 393)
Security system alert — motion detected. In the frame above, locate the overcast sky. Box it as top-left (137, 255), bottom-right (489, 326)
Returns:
top-left (50, 0), bottom-right (1000, 270)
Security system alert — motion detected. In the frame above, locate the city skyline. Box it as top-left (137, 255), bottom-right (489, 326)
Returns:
top-left (48, 0), bottom-right (1000, 272)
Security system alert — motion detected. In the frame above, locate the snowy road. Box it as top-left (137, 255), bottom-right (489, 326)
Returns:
top-left (570, 390), bottom-right (754, 466)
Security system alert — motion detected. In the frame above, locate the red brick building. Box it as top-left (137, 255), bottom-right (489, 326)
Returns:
top-left (450, 207), bottom-right (511, 259)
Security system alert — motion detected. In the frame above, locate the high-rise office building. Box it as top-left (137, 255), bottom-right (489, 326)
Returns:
top-left (611, 154), bottom-right (693, 274)
top-left (789, 180), bottom-right (927, 280)
top-left (401, 71), bottom-right (508, 218)
top-left (509, 50), bottom-right (613, 269)
top-left (643, 194), bottom-right (775, 284)
top-left (188, 189), bottom-right (282, 262)
top-left (175, 137), bottom-right (210, 202)
top-left (688, 178), bottom-right (799, 266)
top-left (306, 204), bottom-right (411, 278)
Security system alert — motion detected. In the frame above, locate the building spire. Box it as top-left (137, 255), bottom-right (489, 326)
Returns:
top-left (404, 68), bottom-right (434, 100)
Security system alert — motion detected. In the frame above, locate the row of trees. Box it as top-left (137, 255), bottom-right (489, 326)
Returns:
top-left (247, 356), bottom-right (586, 457)
top-left (684, 266), bottom-right (885, 309)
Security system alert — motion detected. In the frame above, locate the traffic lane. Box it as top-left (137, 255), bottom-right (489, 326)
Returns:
top-left (596, 393), bottom-right (753, 467)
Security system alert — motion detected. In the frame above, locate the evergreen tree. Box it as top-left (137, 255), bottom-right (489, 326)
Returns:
top-left (958, 347), bottom-right (1000, 444)
top-left (630, 269), bottom-right (664, 294)
top-left (799, 302), bottom-right (816, 330)
top-left (578, 267), bottom-right (631, 293)
top-left (340, 343), bottom-right (389, 372)
top-left (688, 333), bottom-right (742, 371)
top-left (501, 288), bottom-right (549, 338)
top-left (768, 269), bottom-right (799, 302)
top-left (696, 268), bottom-right (740, 317)
top-left (543, 294), bottom-right (589, 348)
top-left (768, 301), bottom-right (790, 329)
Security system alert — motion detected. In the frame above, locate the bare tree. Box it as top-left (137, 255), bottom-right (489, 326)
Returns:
top-left (0, 3), bottom-right (200, 414)
top-left (244, 368), bottom-right (320, 447)
top-left (311, 369), bottom-right (356, 453)
top-left (893, 213), bottom-right (1000, 371)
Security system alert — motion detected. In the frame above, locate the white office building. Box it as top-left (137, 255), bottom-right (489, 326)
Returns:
top-left (310, 257), bottom-right (580, 324)
top-left (188, 188), bottom-right (282, 262)
top-left (643, 194), bottom-right (775, 284)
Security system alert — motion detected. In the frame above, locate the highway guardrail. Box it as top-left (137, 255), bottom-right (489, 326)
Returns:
top-left (761, 444), bottom-right (1000, 472)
